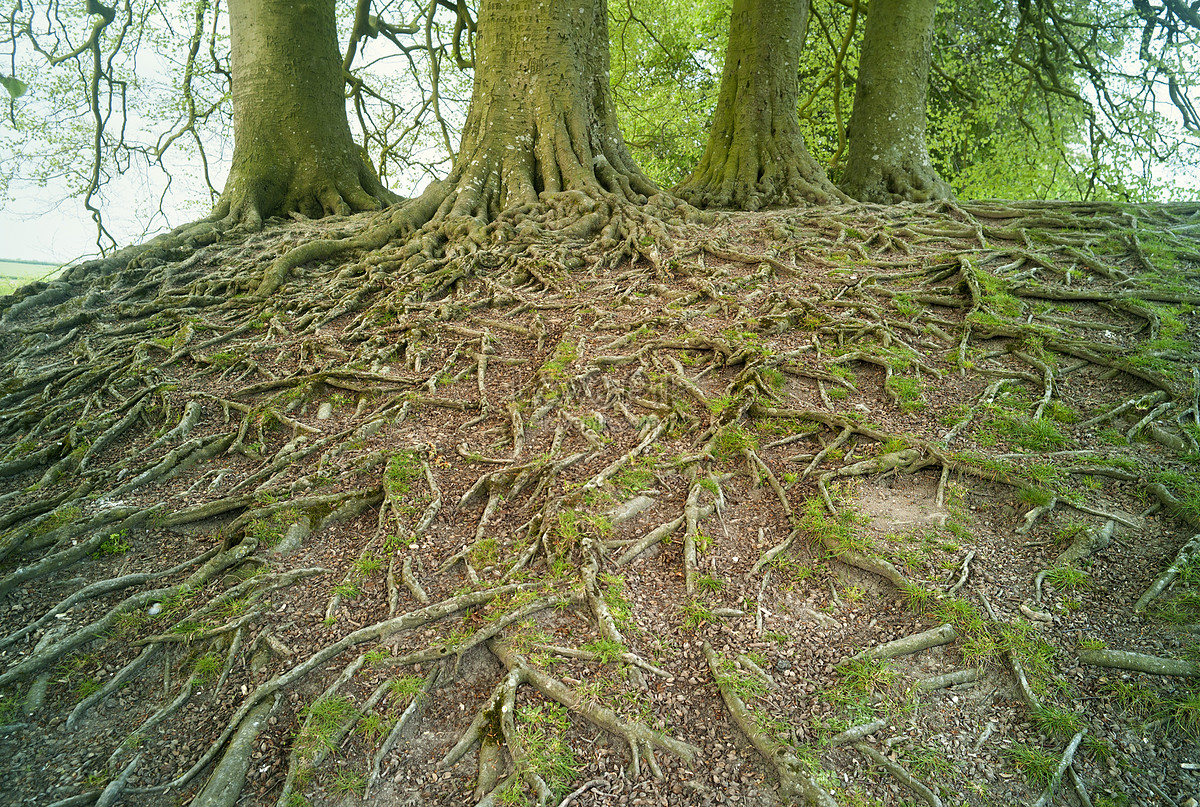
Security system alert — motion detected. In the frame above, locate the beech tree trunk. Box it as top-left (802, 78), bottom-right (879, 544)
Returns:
top-left (213, 0), bottom-right (395, 228)
top-left (839, 0), bottom-right (952, 203)
top-left (675, 0), bottom-right (844, 210)
top-left (395, 0), bottom-right (663, 243)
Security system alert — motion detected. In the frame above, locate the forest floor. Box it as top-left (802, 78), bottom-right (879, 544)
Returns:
top-left (0, 200), bottom-right (1198, 807)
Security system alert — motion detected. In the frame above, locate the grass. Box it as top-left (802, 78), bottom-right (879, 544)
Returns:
top-left (384, 451), bottom-right (423, 497)
top-left (1004, 742), bottom-right (1059, 787)
top-left (245, 506), bottom-right (302, 548)
top-left (1043, 566), bottom-right (1089, 591)
top-left (885, 375), bottom-right (926, 413)
top-left (295, 695), bottom-right (358, 761)
top-left (192, 652), bottom-right (223, 682)
top-left (581, 638), bottom-right (625, 664)
top-left (681, 600), bottom-right (715, 630)
top-left (712, 423), bottom-right (759, 461)
top-left (73, 679), bottom-right (103, 701)
top-left (332, 769), bottom-right (367, 796)
top-left (388, 676), bottom-right (424, 702)
top-left (1171, 688), bottom-right (1200, 739)
top-left (1032, 705), bottom-right (1085, 739)
top-left (613, 461), bottom-right (656, 496)
top-left (799, 495), bottom-right (871, 556)
top-left (0, 258), bottom-right (60, 294)
top-left (511, 702), bottom-right (578, 800)
top-left (714, 658), bottom-right (770, 701)
top-left (600, 574), bottom-right (634, 631)
top-left (541, 340), bottom-right (579, 381)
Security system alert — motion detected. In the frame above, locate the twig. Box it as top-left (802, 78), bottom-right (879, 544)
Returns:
top-left (949, 550), bottom-right (974, 594)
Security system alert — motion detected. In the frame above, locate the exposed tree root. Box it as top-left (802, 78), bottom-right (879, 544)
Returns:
top-left (847, 624), bottom-right (957, 663)
top-left (1135, 532), bottom-right (1200, 613)
top-left (1078, 648), bottom-right (1199, 677)
top-left (703, 642), bottom-right (837, 807)
top-left (2, 199), bottom-right (1199, 805)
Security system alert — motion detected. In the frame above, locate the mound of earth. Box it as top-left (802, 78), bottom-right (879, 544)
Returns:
top-left (0, 199), bottom-right (1197, 807)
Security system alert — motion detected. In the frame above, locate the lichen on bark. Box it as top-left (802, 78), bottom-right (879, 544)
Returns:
top-left (838, 0), bottom-right (952, 204)
top-left (676, 0), bottom-right (845, 210)
top-left (386, 0), bottom-right (686, 255)
top-left (211, 0), bottom-right (396, 230)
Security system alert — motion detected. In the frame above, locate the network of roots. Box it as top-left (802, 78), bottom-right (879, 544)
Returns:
top-left (0, 199), bottom-right (1198, 807)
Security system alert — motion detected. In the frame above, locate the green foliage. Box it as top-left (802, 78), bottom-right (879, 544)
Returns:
top-left (885, 375), bottom-right (926, 413)
top-left (388, 676), bottom-right (424, 702)
top-left (1032, 705), bottom-right (1085, 739)
top-left (31, 505), bottom-right (82, 537)
top-left (296, 696), bottom-right (358, 759)
top-left (613, 460), bottom-right (656, 496)
top-left (1016, 419), bottom-right (1069, 451)
top-left (332, 770), bottom-right (367, 796)
top-left (680, 600), bottom-right (714, 630)
top-left (333, 581), bottom-right (361, 600)
top-left (73, 678), bottom-right (103, 701)
top-left (711, 423), bottom-right (759, 461)
top-left (581, 638), bottom-right (626, 664)
top-left (92, 530), bottom-right (131, 558)
top-left (192, 652), bottom-right (223, 682)
top-left (609, 0), bottom-right (726, 185)
top-left (600, 574), bottom-right (634, 630)
top-left (541, 341), bottom-right (579, 381)
top-left (245, 506), bottom-right (302, 548)
top-left (512, 702), bottom-right (579, 799)
top-left (384, 451), bottom-right (423, 497)
top-left (799, 495), bottom-right (870, 556)
top-left (1044, 566), bottom-right (1089, 592)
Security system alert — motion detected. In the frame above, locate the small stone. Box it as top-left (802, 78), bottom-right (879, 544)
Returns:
top-left (316, 402), bottom-right (334, 419)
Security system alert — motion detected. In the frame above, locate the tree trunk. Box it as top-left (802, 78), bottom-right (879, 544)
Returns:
top-left (838, 0), bottom-right (952, 203)
top-left (676, 0), bottom-right (844, 210)
top-left (213, 0), bottom-right (395, 228)
top-left (393, 0), bottom-right (668, 247)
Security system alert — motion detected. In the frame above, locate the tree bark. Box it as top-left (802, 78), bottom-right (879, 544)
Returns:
top-left (839, 0), bottom-right (952, 203)
top-left (212, 0), bottom-right (395, 229)
top-left (392, 0), bottom-right (667, 246)
top-left (676, 0), bottom-right (844, 210)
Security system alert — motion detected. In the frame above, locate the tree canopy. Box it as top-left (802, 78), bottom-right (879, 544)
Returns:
top-left (1, 0), bottom-right (1197, 254)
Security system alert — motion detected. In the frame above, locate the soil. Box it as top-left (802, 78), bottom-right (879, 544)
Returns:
top-left (0, 199), bottom-right (1197, 807)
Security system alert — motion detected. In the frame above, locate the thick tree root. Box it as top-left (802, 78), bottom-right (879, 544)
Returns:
top-left (190, 696), bottom-right (279, 807)
top-left (847, 624), bottom-right (957, 663)
top-left (1135, 532), bottom-right (1200, 613)
top-left (1078, 648), bottom-right (1199, 677)
top-left (703, 642), bottom-right (837, 807)
top-left (853, 742), bottom-right (943, 807)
